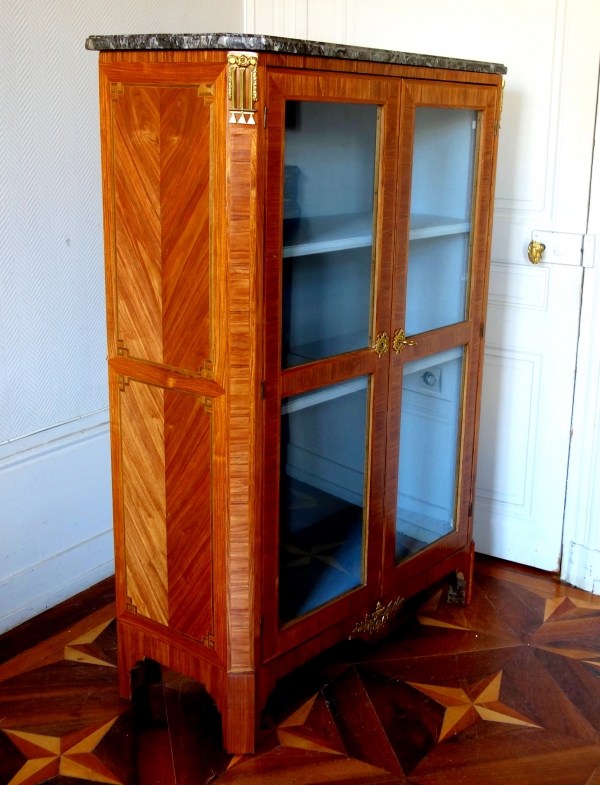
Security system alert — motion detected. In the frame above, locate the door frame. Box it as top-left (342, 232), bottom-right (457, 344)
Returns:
top-left (382, 79), bottom-right (500, 595)
top-left (260, 67), bottom-right (401, 663)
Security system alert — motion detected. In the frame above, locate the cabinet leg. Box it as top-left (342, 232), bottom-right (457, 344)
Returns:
top-left (116, 619), bottom-right (139, 701)
top-left (223, 672), bottom-right (257, 754)
top-left (447, 541), bottom-right (475, 607)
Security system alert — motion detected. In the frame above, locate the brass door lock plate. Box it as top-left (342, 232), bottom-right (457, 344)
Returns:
top-left (393, 328), bottom-right (417, 353)
top-left (374, 332), bottom-right (390, 356)
top-left (527, 240), bottom-right (546, 264)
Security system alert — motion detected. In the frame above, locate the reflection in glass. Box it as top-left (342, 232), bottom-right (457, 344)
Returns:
top-left (396, 347), bottom-right (464, 563)
top-left (406, 108), bottom-right (478, 336)
top-left (282, 101), bottom-right (378, 367)
top-left (279, 376), bottom-right (369, 622)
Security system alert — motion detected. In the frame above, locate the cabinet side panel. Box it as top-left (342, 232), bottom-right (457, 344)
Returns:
top-left (120, 378), bottom-right (168, 624)
top-left (113, 86), bottom-right (163, 363)
top-left (165, 389), bottom-right (214, 644)
top-left (161, 87), bottom-right (213, 372)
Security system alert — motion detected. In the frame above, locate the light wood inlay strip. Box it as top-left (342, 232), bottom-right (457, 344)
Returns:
top-left (0, 604), bottom-right (116, 684)
top-left (109, 356), bottom-right (224, 397)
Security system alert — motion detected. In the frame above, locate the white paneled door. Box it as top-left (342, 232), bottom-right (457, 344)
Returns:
top-left (475, 256), bottom-right (583, 569)
top-left (246, 0), bottom-right (600, 572)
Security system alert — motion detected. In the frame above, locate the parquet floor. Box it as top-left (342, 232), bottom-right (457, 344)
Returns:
top-left (3, 558), bottom-right (600, 785)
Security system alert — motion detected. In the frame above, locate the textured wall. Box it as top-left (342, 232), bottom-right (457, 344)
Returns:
top-left (0, 0), bottom-right (243, 443)
top-left (0, 0), bottom-right (244, 633)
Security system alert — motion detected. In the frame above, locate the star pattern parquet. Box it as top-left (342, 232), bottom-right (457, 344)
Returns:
top-left (3, 558), bottom-right (600, 784)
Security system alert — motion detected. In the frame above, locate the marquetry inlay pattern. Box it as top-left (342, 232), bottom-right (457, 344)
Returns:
top-left (4, 561), bottom-right (600, 784)
top-left (110, 82), bottom-right (123, 101)
top-left (63, 618), bottom-right (117, 668)
top-left (198, 83), bottom-right (215, 104)
top-left (4, 718), bottom-right (122, 785)
top-left (408, 671), bottom-right (540, 742)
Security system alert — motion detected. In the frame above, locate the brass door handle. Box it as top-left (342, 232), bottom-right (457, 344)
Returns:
top-left (374, 332), bottom-right (390, 356)
top-left (528, 240), bottom-right (545, 264)
top-left (393, 329), bottom-right (417, 353)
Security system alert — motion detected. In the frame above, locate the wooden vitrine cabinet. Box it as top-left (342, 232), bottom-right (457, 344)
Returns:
top-left (89, 33), bottom-right (505, 754)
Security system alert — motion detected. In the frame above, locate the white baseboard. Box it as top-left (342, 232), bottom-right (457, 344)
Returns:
top-left (0, 410), bottom-right (114, 634)
top-left (563, 542), bottom-right (600, 594)
top-left (0, 531), bottom-right (114, 634)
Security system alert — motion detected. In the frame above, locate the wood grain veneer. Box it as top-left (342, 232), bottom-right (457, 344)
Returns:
top-left (120, 377), bottom-right (169, 625)
top-left (100, 49), bottom-right (501, 87)
top-left (96, 47), bottom-right (503, 753)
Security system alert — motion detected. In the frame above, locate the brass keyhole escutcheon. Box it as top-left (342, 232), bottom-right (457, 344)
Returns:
top-left (528, 240), bottom-right (546, 264)
top-left (374, 332), bottom-right (390, 356)
top-left (393, 328), bottom-right (417, 353)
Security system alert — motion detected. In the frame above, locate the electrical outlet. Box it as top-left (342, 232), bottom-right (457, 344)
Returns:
top-left (418, 366), bottom-right (442, 394)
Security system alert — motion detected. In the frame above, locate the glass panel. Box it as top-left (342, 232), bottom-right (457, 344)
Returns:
top-left (406, 108), bottom-right (478, 336)
top-left (282, 101), bottom-right (378, 368)
top-left (279, 376), bottom-right (369, 622)
top-left (396, 347), bottom-right (464, 564)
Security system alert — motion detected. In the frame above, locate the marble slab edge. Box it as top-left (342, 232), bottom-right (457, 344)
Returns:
top-left (85, 33), bottom-right (507, 75)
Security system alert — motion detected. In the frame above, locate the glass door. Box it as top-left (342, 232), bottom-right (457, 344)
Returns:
top-left (383, 80), bottom-right (499, 593)
top-left (262, 69), bottom-right (400, 662)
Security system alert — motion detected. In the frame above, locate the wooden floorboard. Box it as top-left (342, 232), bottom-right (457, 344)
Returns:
top-left (0, 575), bottom-right (115, 666)
top-left (2, 560), bottom-right (600, 784)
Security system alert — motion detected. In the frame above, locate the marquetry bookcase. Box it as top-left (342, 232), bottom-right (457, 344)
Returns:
top-left (88, 33), bottom-right (505, 754)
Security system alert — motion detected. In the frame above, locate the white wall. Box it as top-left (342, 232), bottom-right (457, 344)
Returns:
top-left (0, 0), bottom-right (243, 634)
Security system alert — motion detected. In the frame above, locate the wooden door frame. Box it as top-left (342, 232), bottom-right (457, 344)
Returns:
top-left (261, 67), bottom-right (401, 663)
top-left (382, 79), bottom-right (499, 596)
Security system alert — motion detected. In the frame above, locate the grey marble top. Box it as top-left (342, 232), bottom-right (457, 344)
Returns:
top-left (85, 33), bottom-right (506, 75)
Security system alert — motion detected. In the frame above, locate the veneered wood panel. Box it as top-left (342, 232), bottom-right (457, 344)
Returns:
top-left (113, 86), bottom-right (162, 363)
top-left (119, 376), bottom-right (216, 641)
top-left (120, 377), bottom-right (168, 625)
top-left (111, 82), bottom-right (216, 374)
top-left (101, 62), bottom-right (229, 661)
top-left (165, 389), bottom-right (214, 645)
top-left (161, 87), bottom-right (213, 372)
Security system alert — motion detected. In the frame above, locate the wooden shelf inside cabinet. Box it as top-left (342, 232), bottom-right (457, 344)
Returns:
top-left (409, 214), bottom-right (471, 241)
top-left (281, 375), bottom-right (368, 413)
top-left (282, 212), bottom-right (471, 258)
top-left (283, 213), bottom-right (373, 257)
